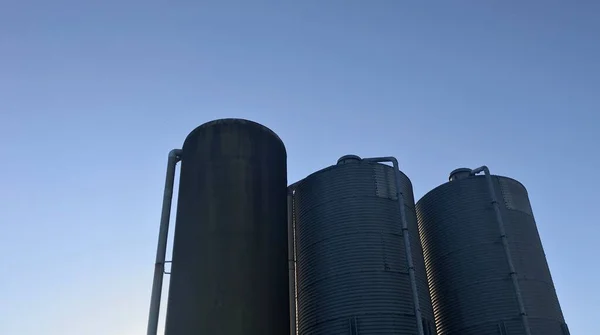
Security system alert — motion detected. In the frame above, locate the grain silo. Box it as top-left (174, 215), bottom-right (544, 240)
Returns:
top-left (416, 167), bottom-right (569, 335)
top-left (292, 155), bottom-right (436, 335)
top-left (147, 119), bottom-right (290, 335)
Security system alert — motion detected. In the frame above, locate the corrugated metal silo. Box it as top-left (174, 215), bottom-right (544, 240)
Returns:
top-left (416, 168), bottom-right (569, 335)
top-left (293, 155), bottom-right (436, 335)
top-left (164, 119), bottom-right (290, 334)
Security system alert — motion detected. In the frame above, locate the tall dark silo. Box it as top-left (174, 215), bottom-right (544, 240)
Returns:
top-left (164, 119), bottom-right (290, 335)
top-left (293, 155), bottom-right (436, 335)
top-left (416, 168), bottom-right (569, 335)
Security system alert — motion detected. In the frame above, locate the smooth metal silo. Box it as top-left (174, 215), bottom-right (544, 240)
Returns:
top-left (292, 155), bottom-right (436, 335)
top-left (160, 119), bottom-right (290, 334)
top-left (416, 167), bottom-right (569, 335)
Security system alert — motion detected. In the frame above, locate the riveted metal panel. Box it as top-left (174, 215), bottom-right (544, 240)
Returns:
top-left (416, 175), bottom-right (567, 335)
top-left (499, 178), bottom-right (533, 215)
top-left (294, 161), bottom-right (436, 334)
top-left (165, 119), bottom-right (290, 335)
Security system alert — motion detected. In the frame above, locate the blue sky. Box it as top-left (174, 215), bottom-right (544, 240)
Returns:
top-left (1, 1), bottom-right (597, 334)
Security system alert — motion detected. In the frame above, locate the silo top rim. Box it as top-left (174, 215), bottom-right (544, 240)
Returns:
top-left (184, 118), bottom-right (285, 147)
top-left (294, 156), bottom-right (412, 189)
top-left (337, 155), bottom-right (362, 165)
top-left (417, 173), bottom-right (529, 205)
top-left (449, 168), bottom-right (473, 181)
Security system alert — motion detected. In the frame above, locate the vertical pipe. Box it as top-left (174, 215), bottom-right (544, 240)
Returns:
top-left (471, 166), bottom-right (532, 335)
top-left (287, 188), bottom-right (297, 335)
top-left (363, 157), bottom-right (424, 335)
top-left (147, 149), bottom-right (182, 335)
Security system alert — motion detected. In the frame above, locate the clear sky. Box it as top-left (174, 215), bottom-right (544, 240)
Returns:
top-left (1, 1), bottom-right (597, 334)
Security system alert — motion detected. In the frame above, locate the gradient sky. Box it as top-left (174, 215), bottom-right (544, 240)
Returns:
top-left (1, 1), bottom-right (598, 334)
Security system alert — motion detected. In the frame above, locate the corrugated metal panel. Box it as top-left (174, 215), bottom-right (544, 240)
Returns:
top-left (165, 119), bottom-right (290, 335)
top-left (416, 174), bottom-right (568, 335)
top-left (294, 160), bottom-right (436, 334)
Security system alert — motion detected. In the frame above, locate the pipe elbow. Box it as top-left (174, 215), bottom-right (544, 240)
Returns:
top-left (471, 165), bottom-right (490, 175)
top-left (168, 149), bottom-right (183, 160)
top-left (362, 156), bottom-right (399, 168)
top-left (381, 156), bottom-right (400, 171)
